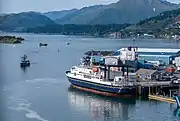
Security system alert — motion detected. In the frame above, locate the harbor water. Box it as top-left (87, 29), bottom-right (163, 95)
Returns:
top-left (0, 33), bottom-right (180, 121)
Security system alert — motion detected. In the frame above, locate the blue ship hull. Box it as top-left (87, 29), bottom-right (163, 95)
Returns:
top-left (67, 76), bottom-right (136, 97)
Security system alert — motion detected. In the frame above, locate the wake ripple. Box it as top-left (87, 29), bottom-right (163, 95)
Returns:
top-left (9, 101), bottom-right (48, 121)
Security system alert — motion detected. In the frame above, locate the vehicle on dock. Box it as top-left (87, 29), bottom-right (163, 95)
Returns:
top-left (20, 54), bottom-right (30, 67)
top-left (65, 57), bottom-right (136, 97)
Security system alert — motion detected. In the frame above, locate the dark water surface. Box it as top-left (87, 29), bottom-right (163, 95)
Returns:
top-left (0, 33), bottom-right (180, 121)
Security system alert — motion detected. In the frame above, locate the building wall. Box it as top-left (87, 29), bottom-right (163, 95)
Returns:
top-left (175, 56), bottom-right (180, 67)
top-left (136, 72), bottom-right (159, 81)
top-left (136, 74), bottom-right (151, 81)
top-left (153, 72), bottom-right (161, 80)
top-left (138, 55), bottom-right (171, 65)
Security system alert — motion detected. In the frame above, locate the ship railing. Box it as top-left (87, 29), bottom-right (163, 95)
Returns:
top-left (71, 72), bottom-right (83, 77)
top-left (83, 74), bottom-right (101, 80)
top-left (70, 69), bottom-right (102, 80)
top-left (113, 81), bottom-right (135, 86)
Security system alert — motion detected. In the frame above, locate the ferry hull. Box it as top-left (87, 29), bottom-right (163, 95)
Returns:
top-left (67, 77), bottom-right (135, 97)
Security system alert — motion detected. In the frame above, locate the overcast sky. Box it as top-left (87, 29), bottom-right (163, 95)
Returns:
top-left (1, 0), bottom-right (180, 13)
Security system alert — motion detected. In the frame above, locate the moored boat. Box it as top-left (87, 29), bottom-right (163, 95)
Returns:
top-left (20, 54), bottom-right (30, 67)
top-left (66, 42), bottom-right (70, 45)
top-left (65, 64), bottom-right (136, 97)
top-left (39, 43), bottom-right (48, 47)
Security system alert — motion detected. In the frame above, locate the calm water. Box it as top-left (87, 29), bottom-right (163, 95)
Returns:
top-left (0, 33), bottom-right (180, 121)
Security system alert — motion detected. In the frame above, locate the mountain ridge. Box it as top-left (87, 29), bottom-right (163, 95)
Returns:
top-left (121, 8), bottom-right (180, 38)
top-left (0, 0), bottom-right (180, 32)
top-left (42, 9), bottom-right (78, 20)
top-left (0, 11), bottom-right (55, 31)
top-left (25, 8), bottom-right (180, 39)
top-left (54, 0), bottom-right (179, 25)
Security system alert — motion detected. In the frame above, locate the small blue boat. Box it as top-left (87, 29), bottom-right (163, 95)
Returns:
top-left (173, 93), bottom-right (180, 108)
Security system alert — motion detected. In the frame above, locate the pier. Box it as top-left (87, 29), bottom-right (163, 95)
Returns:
top-left (83, 49), bottom-right (180, 107)
top-left (148, 95), bottom-right (176, 104)
top-left (133, 80), bottom-right (180, 108)
top-left (135, 82), bottom-right (179, 95)
top-left (146, 85), bottom-right (180, 107)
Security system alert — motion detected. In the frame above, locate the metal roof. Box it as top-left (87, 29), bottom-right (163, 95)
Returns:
top-left (137, 48), bottom-right (179, 53)
top-left (139, 55), bottom-right (172, 57)
top-left (136, 69), bottom-right (157, 75)
top-left (118, 48), bottom-right (179, 53)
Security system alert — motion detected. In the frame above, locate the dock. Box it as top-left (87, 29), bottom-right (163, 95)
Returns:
top-left (83, 49), bottom-right (180, 107)
top-left (133, 80), bottom-right (180, 107)
top-left (148, 94), bottom-right (176, 104)
top-left (147, 86), bottom-right (180, 108)
top-left (135, 81), bottom-right (172, 86)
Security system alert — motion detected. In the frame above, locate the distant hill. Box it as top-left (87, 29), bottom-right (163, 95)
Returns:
top-left (0, 0), bottom-right (180, 32)
top-left (122, 8), bottom-right (180, 38)
top-left (55, 0), bottom-right (179, 25)
top-left (0, 12), bottom-right (55, 32)
top-left (25, 24), bottom-right (130, 36)
top-left (26, 8), bottom-right (180, 38)
top-left (0, 13), bottom-right (6, 16)
top-left (43, 9), bottom-right (78, 20)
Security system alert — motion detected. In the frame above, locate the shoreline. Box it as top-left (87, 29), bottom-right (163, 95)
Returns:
top-left (0, 31), bottom-right (176, 41)
top-left (0, 35), bottom-right (25, 44)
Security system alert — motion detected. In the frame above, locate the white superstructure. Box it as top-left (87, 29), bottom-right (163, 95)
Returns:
top-left (117, 47), bottom-right (137, 61)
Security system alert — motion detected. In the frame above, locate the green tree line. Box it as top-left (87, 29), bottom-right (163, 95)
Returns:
top-left (25, 24), bottom-right (130, 36)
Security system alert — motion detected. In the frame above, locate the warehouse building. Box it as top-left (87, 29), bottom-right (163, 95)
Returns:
top-left (136, 69), bottom-right (160, 81)
top-left (117, 47), bottom-right (180, 65)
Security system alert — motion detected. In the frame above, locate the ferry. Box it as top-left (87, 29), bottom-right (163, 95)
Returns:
top-left (65, 57), bottom-right (135, 97)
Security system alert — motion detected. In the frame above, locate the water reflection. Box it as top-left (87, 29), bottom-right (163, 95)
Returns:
top-left (21, 67), bottom-right (29, 73)
top-left (68, 86), bottom-right (136, 121)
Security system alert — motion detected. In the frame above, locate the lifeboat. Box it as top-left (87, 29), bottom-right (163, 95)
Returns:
top-left (92, 67), bottom-right (99, 72)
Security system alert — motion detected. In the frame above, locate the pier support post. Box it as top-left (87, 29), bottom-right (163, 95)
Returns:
top-left (170, 90), bottom-right (172, 98)
top-left (127, 66), bottom-right (129, 77)
top-left (138, 86), bottom-right (142, 96)
top-left (122, 66), bottom-right (125, 76)
top-left (149, 86), bottom-right (151, 95)
top-left (155, 87), bottom-right (158, 94)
